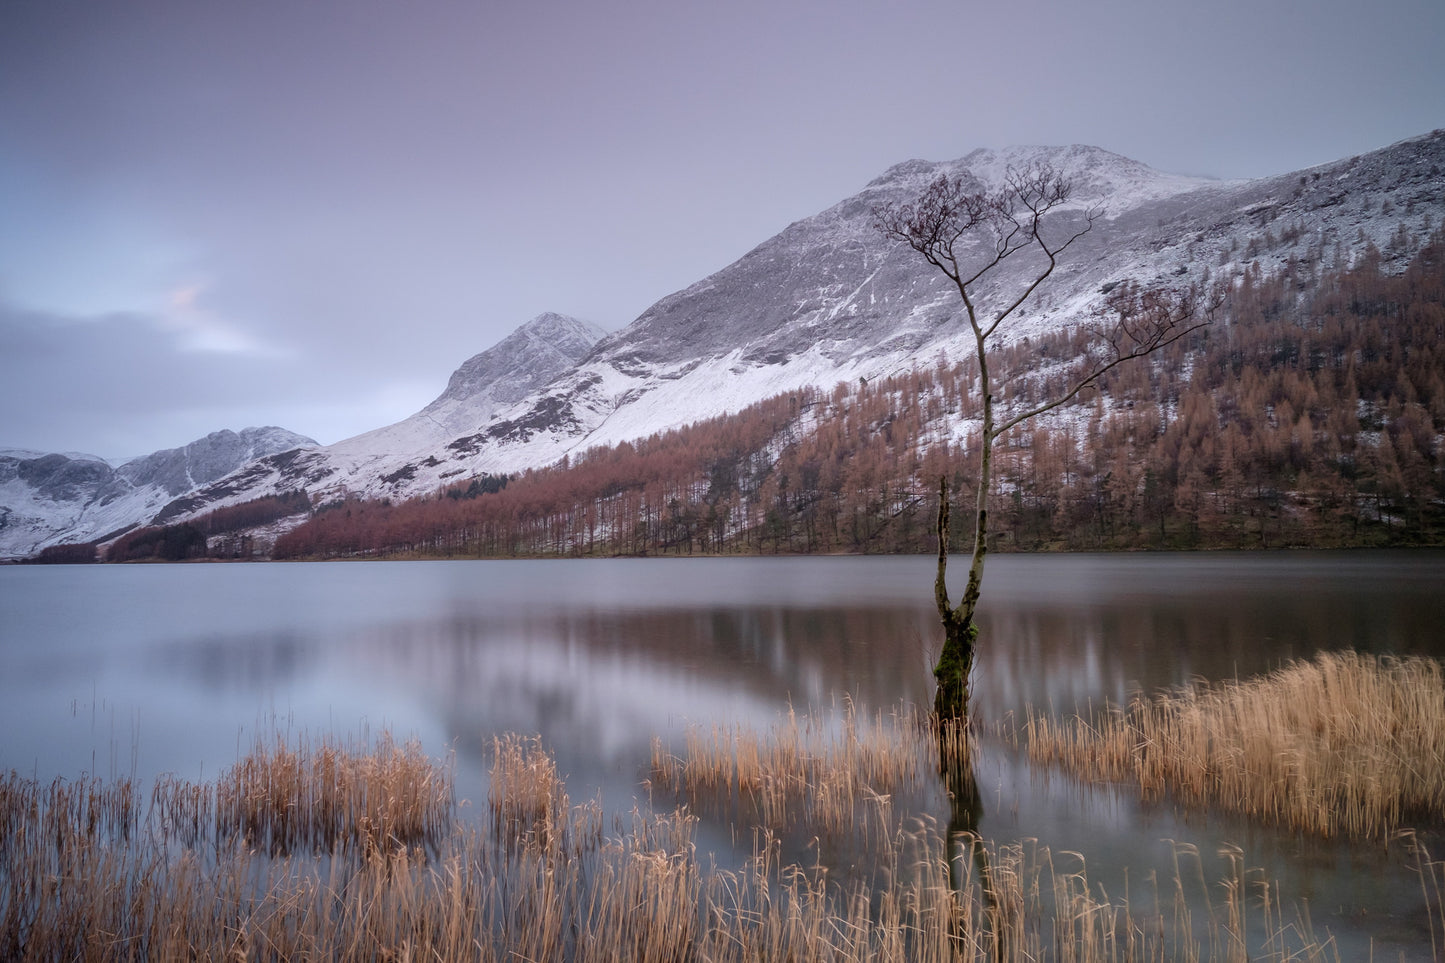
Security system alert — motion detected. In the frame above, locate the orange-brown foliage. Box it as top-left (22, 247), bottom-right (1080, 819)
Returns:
top-left (274, 233), bottom-right (1445, 559)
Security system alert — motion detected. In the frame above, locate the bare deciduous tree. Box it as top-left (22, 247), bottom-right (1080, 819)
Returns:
top-left (874, 164), bottom-right (1215, 720)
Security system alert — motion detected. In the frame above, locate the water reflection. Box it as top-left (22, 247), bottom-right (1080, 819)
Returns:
top-left (1, 552), bottom-right (1443, 958)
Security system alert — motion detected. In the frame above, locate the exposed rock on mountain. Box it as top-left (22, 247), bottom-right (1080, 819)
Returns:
top-left (10, 131), bottom-right (1444, 558)
top-left (285, 131), bottom-right (1439, 502)
top-left (142, 312), bottom-right (607, 525)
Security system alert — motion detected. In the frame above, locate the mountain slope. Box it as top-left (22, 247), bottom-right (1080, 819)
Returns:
top-left (425, 311), bottom-right (609, 435)
top-left (270, 132), bottom-right (1443, 501)
top-left (0, 427), bottom-right (316, 558)
top-left (146, 312), bottom-right (607, 526)
top-left (73, 131), bottom-right (1445, 543)
top-left (272, 233), bottom-right (1445, 559)
top-left (491, 135), bottom-right (1440, 471)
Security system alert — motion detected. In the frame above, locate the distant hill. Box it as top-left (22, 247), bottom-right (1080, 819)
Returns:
top-left (0, 427), bottom-right (315, 559)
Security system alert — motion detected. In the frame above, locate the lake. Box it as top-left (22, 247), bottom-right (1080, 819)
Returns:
top-left (2, 551), bottom-right (1443, 957)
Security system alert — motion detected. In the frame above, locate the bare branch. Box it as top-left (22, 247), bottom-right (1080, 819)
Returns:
top-left (873, 163), bottom-right (1100, 347)
top-left (873, 156), bottom-right (1221, 721)
top-left (991, 283), bottom-right (1219, 438)
top-left (982, 209), bottom-right (1098, 340)
top-left (871, 175), bottom-right (996, 277)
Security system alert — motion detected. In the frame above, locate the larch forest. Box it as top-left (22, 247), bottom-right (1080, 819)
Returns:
top-left (69, 231), bottom-right (1445, 564)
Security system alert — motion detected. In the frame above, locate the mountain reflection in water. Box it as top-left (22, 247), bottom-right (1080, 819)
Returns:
top-left (2, 551), bottom-right (1443, 959)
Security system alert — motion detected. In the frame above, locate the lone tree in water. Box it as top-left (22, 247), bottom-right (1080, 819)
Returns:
top-left (875, 164), bottom-right (1213, 720)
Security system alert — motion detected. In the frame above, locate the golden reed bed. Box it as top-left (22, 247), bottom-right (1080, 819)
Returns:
top-left (1024, 651), bottom-right (1445, 839)
top-left (2, 675), bottom-right (1442, 961)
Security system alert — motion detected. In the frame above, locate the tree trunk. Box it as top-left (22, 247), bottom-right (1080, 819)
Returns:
top-left (934, 372), bottom-right (993, 721)
top-left (933, 476), bottom-right (982, 720)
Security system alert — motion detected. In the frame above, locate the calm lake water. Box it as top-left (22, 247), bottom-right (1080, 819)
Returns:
top-left (2, 551), bottom-right (1443, 957)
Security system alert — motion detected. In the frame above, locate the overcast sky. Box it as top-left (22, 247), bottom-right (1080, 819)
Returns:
top-left (2, 0), bottom-right (1441, 460)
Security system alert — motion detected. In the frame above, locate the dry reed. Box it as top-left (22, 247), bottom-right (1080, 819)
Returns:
top-left (210, 730), bottom-right (454, 856)
top-left (488, 732), bottom-right (571, 854)
top-left (649, 699), bottom-right (933, 841)
top-left (0, 712), bottom-right (1430, 961)
top-left (1025, 651), bottom-right (1445, 838)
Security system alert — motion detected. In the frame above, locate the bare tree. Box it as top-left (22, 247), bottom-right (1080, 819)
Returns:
top-left (874, 164), bottom-right (1214, 720)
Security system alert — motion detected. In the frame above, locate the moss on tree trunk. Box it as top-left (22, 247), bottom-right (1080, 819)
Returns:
top-left (933, 475), bottom-right (983, 721)
top-left (934, 619), bottom-right (977, 720)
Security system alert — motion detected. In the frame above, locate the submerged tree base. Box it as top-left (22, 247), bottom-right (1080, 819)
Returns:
top-left (933, 621), bottom-right (978, 721)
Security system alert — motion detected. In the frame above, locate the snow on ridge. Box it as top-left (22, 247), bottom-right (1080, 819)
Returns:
top-left (12, 133), bottom-right (1443, 557)
top-left (864, 143), bottom-right (1220, 214)
top-left (458, 324), bottom-right (989, 480)
top-left (129, 312), bottom-right (609, 526)
top-left (289, 131), bottom-right (1445, 504)
top-left (0, 426), bottom-right (320, 559)
top-left (277, 311), bottom-right (607, 474)
top-left (0, 448), bottom-right (114, 465)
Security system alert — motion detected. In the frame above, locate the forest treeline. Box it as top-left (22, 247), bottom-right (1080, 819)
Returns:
top-left (85, 491), bottom-right (315, 563)
top-left (268, 232), bottom-right (1444, 560)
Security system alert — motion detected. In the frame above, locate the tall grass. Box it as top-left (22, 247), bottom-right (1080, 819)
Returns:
top-left (217, 730), bottom-right (454, 856)
top-left (0, 707), bottom-right (1434, 960)
top-left (649, 699), bottom-right (931, 842)
top-left (1025, 651), bottom-right (1445, 838)
top-left (143, 730), bottom-right (454, 858)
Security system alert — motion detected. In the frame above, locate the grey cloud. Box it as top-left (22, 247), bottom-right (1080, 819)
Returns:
top-left (0, 301), bottom-right (418, 458)
top-left (2, 0), bottom-right (1441, 457)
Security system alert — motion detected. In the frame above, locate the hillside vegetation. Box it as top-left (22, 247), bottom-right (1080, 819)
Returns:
top-left (267, 236), bottom-right (1444, 559)
top-left (261, 233), bottom-right (1443, 560)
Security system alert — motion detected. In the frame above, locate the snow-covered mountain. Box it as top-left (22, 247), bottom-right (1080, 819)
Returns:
top-left (425, 311), bottom-right (610, 435)
top-left (179, 132), bottom-right (1441, 517)
top-left (0, 427), bottom-right (316, 558)
top-left (143, 311), bottom-right (607, 526)
top-left (465, 134), bottom-right (1438, 479)
top-left (10, 131), bottom-right (1444, 557)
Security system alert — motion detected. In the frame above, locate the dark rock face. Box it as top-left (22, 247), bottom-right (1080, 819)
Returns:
top-left (15, 454), bottom-right (114, 503)
top-left (428, 312), bottom-right (607, 414)
top-left (114, 427), bottom-right (318, 498)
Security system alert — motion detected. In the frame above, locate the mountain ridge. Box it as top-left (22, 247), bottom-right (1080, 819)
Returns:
top-left (269, 227), bottom-right (1445, 560)
top-left (123, 311), bottom-right (605, 534)
top-left (0, 426), bottom-right (316, 558)
top-left (417, 132), bottom-right (1441, 476)
top-left (7, 130), bottom-right (1443, 558)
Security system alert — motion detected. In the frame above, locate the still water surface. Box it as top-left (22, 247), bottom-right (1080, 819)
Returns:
top-left (2, 551), bottom-right (1442, 956)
